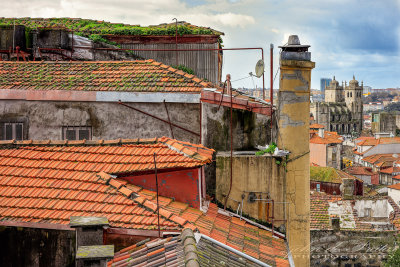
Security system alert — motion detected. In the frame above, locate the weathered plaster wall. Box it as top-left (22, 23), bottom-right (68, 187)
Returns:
top-left (0, 100), bottom-right (200, 143)
top-left (310, 143), bottom-right (327, 167)
top-left (364, 143), bottom-right (400, 157)
top-left (215, 154), bottom-right (286, 226)
top-left (354, 174), bottom-right (372, 185)
top-left (201, 102), bottom-right (271, 151)
top-left (278, 59), bottom-right (315, 266)
top-left (353, 199), bottom-right (393, 218)
top-left (0, 226), bottom-right (75, 267)
top-left (389, 188), bottom-right (400, 207)
top-left (311, 230), bottom-right (397, 267)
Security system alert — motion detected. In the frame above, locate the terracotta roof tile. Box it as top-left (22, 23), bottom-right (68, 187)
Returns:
top-left (310, 131), bottom-right (342, 144)
top-left (0, 61), bottom-right (218, 93)
top-left (0, 137), bottom-right (288, 266)
top-left (310, 123), bottom-right (325, 129)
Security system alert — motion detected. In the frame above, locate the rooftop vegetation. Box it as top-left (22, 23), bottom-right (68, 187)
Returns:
top-left (0, 18), bottom-right (223, 44)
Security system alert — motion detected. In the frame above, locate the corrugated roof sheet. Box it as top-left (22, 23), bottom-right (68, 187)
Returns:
top-left (0, 60), bottom-right (215, 92)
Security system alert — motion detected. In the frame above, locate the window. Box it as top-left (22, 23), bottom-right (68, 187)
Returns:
top-left (62, 126), bottom-right (92, 140)
top-left (3, 123), bottom-right (23, 140)
top-left (316, 183), bottom-right (321, 192)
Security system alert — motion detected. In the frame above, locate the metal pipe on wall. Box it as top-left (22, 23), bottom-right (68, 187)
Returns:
top-left (223, 74), bottom-right (233, 211)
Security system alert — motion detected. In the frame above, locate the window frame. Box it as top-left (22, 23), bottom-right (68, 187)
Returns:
top-left (3, 122), bottom-right (24, 140)
top-left (62, 126), bottom-right (92, 140)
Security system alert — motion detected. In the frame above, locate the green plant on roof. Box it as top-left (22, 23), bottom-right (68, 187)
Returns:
top-left (0, 18), bottom-right (222, 44)
top-left (255, 142), bottom-right (277, 156)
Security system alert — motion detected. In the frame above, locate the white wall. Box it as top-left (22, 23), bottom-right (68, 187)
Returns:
top-left (389, 188), bottom-right (400, 207)
top-left (353, 199), bottom-right (393, 218)
top-left (364, 144), bottom-right (400, 157)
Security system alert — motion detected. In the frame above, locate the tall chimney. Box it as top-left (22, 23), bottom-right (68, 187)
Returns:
top-left (278, 35), bottom-right (315, 266)
top-left (318, 127), bottom-right (325, 138)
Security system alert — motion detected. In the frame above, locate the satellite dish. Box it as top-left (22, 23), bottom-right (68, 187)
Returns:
top-left (255, 59), bottom-right (265, 78)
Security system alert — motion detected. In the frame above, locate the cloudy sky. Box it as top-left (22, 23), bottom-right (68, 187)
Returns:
top-left (3, 0), bottom-right (400, 89)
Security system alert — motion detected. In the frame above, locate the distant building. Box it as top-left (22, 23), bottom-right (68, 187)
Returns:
top-left (310, 193), bottom-right (399, 267)
top-left (310, 76), bottom-right (364, 135)
top-left (364, 102), bottom-right (384, 112)
top-left (363, 85), bottom-right (372, 95)
top-left (309, 124), bottom-right (343, 169)
top-left (371, 111), bottom-right (400, 135)
top-left (320, 78), bottom-right (332, 93)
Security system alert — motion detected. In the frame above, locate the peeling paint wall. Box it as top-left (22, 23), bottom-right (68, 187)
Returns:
top-left (278, 59), bottom-right (315, 266)
top-left (215, 154), bottom-right (286, 226)
top-left (0, 100), bottom-right (200, 143)
top-left (201, 102), bottom-right (271, 151)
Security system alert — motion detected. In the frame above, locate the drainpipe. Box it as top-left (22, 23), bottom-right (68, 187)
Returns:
top-left (224, 74), bottom-right (233, 211)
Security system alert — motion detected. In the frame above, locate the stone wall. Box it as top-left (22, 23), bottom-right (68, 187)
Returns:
top-left (0, 226), bottom-right (75, 267)
top-left (201, 102), bottom-right (271, 151)
top-left (311, 230), bottom-right (397, 267)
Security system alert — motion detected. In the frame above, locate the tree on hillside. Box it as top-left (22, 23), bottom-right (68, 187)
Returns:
top-left (385, 248), bottom-right (400, 267)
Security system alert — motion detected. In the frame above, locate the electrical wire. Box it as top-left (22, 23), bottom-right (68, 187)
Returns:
top-left (231, 75), bottom-right (252, 83)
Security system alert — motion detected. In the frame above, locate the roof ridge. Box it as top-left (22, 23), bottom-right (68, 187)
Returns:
top-left (159, 136), bottom-right (213, 164)
top-left (97, 172), bottom-right (198, 231)
top-left (0, 138), bottom-right (160, 148)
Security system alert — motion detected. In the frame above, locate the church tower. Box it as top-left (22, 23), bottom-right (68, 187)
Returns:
top-left (324, 76), bottom-right (343, 103)
top-left (345, 75), bottom-right (363, 133)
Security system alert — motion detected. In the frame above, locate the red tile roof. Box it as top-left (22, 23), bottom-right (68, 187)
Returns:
top-left (0, 60), bottom-right (216, 92)
top-left (310, 131), bottom-right (342, 144)
top-left (310, 123), bottom-right (324, 129)
top-left (358, 137), bottom-right (400, 146)
top-left (0, 138), bottom-right (288, 265)
top-left (362, 154), bottom-right (398, 165)
top-left (379, 167), bottom-right (400, 174)
top-left (388, 183), bottom-right (400, 190)
top-left (311, 193), bottom-right (397, 231)
top-left (0, 137), bottom-right (213, 229)
top-left (121, 179), bottom-right (289, 266)
top-left (345, 166), bottom-right (374, 176)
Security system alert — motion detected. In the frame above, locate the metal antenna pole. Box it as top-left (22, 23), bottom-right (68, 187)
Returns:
top-left (173, 18), bottom-right (178, 66)
top-left (153, 152), bottom-right (161, 237)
